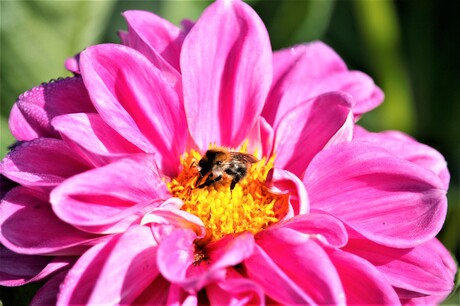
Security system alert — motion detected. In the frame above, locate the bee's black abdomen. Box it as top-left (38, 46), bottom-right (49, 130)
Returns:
top-left (226, 164), bottom-right (247, 191)
top-left (225, 164), bottom-right (247, 176)
top-left (230, 174), bottom-right (244, 190)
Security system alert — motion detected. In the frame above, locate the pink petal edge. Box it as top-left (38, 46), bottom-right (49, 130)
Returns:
top-left (304, 141), bottom-right (447, 248)
top-left (181, 0), bottom-right (272, 150)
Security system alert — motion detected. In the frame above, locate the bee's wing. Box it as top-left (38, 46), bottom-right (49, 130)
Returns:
top-left (229, 152), bottom-right (259, 164)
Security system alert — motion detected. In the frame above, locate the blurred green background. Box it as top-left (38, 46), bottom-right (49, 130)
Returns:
top-left (0, 0), bottom-right (459, 305)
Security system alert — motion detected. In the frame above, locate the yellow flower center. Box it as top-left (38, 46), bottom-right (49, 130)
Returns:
top-left (168, 147), bottom-right (288, 243)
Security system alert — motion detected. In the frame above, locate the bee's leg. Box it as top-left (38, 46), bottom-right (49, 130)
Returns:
top-left (230, 175), bottom-right (242, 191)
top-left (196, 172), bottom-right (212, 187)
top-left (198, 175), bottom-right (221, 188)
top-left (196, 175), bottom-right (203, 186)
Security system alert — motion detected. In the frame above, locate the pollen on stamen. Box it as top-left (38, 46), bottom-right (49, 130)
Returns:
top-left (168, 147), bottom-right (288, 243)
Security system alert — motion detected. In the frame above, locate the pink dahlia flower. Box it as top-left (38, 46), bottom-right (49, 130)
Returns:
top-left (1, 0), bottom-right (456, 305)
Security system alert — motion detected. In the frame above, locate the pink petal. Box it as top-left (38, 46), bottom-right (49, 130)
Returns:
top-left (245, 239), bottom-right (345, 305)
top-left (266, 168), bottom-right (309, 217)
top-left (327, 248), bottom-right (401, 305)
top-left (429, 238), bottom-right (458, 279)
top-left (350, 76), bottom-right (384, 116)
top-left (315, 71), bottom-right (383, 117)
top-left (181, 0), bottom-right (272, 150)
top-left (142, 207), bottom-right (206, 241)
top-left (180, 19), bottom-right (195, 35)
top-left (245, 116), bottom-right (274, 159)
top-left (354, 126), bottom-right (450, 190)
top-left (167, 284), bottom-right (198, 305)
top-left (207, 275), bottom-right (265, 306)
top-left (304, 142), bottom-right (447, 248)
top-left (273, 91), bottom-right (353, 177)
top-left (64, 53), bottom-right (81, 74)
top-left (12, 77), bottom-right (95, 139)
top-left (263, 41), bottom-right (347, 126)
top-left (0, 138), bottom-right (90, 190)
top-left (206, 232), bottom-right (255, 271)
top-left (0, 187), bottom-right (102, 255)
top-left (57, 225), bottom-right (158, 305)
top-left (259, 117), bottom-right (275, 158)
top-left (323, 111), bottom-right (354, 149)
top-left (272, 210), bottom-right (348, 248)
top-left (132, 274), bottom-right (170, 305)
top-left (80, 44), bottom-right (187, 176)
top-left (50, 154), bottom-right (169, 234)
top-left (156, 229), bottom-right (196, 288)
top-left (118, 30), bottom-right (128, 45)
top-left (52, 113), bottom-right (142, 167)
top-left (263, 42), bottom-right (383, 127)
top-left (0, 245), bottom-right (48, 286)
top-left (8, 104), bottom-right (39, 141)
top-left (343, 238), bottom-right (456, 297)
top-left (30, 270), bottom-right (68, 306)
top-left (158, 229), bottom-right (255, 292)
top-left (273, 41), bottom-right (347, 79)
top-left (123, 10), bottom-right (184, 73)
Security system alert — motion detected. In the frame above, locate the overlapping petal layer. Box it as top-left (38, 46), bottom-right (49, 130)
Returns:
top-left (51, 155), bottom-right (169, 234)
top-left (266, 168), bottom-right (309, 217)
top-left (0, 187), bottom-right (101, 255)
top-left (8, 77), bottom-right (95, 141)
top-left (206, 276), bottom-right (265, 305)
top-left (158, 230), bottom-right (255, 292)
top-left (304, 142), bottom-right (447, 247)
top-left (326, 248), bottom-right (400, 305)
top-left (0, 245), bottom-right (72, 286)
top-left (246, 238), bottom-right (345, 305)
top-left (123, 10), bottom-right (183, 83)
top-left (1, 138), bottom-right (90, 190)
top-left (273, 91), bottom-right (353, 176)
top-left (52, 113), bottom-right (142, 167)
top-left (273, 212), bottom-right (348, 248)
top-left (57, 225), bottom-right (158, 305)
top-left (80, 44), bottom-right (187, 176)
top-left (344, 237), bottom-right (456, 297)
top-left (30, 270), bottom-right (68, 306)
top-left (263, 41), bottom-right (383, 127)
top-left (354, 126), bottom-right (450, 190)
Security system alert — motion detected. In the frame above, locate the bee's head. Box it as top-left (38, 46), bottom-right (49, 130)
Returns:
top-left (197, 158), bottom-right (208, 169)
top-left (197, 151), bottom-right (213, 176)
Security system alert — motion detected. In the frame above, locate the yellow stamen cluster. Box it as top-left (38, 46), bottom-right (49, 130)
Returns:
top-left (168, 148), bottom-right (287, 243)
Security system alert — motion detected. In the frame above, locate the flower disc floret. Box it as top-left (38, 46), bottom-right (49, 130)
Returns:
top-left (168, 148), bottom-right (287, 242)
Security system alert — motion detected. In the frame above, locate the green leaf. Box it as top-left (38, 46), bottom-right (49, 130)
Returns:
top-left (160, 1), bottom-right (212, 26)
top-left (0, 283), bottom-right (42, 306)
top-left (352, 0), bottom-right (415, 134)
top-left (0, 115), bottom-right (14, 158)
top-left (252, 0), bottom-right (335, 50)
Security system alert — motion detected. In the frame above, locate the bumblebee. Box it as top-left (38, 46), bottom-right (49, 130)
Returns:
top-left (195, 148), bottom-right (258, 190)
